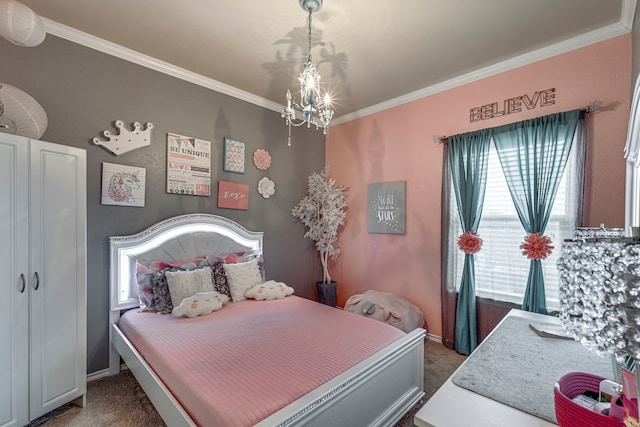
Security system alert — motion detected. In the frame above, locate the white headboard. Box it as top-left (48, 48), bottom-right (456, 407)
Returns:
top-left (109, 213), bottom-right (263, 312)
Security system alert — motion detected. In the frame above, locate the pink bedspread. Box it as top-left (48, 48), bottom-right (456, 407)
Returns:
top-left (118, 296), bottom-right (405, 427)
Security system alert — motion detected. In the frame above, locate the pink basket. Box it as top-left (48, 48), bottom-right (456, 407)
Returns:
top-left (554, 372), bottom-right (623, 427)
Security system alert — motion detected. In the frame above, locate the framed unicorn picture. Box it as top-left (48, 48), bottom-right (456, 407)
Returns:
top-left (101, 162), bottom-right (146, 207)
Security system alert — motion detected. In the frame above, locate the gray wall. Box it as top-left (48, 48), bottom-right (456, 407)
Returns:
top-left (2, 35), bottom-right (325, 374)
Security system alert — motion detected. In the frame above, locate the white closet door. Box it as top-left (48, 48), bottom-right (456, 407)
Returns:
top-left (0, 135), bottom-right (29, 427)
top-left (29, 140), bottom-right (86, 420)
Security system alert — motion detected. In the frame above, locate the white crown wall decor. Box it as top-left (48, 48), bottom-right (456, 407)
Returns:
top-left (93, 120), bottom-right (153, 155)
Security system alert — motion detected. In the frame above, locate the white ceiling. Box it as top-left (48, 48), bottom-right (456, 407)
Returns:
top-left (21, 0), bottom-right (634, 123)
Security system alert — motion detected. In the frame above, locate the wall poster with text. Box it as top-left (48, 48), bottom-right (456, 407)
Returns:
top-left (217, 180), bottom-right (249, 210)
top-left (367, 181), bottom-right (406, 234)
top-left (166, 132), bottom-right (211, 196)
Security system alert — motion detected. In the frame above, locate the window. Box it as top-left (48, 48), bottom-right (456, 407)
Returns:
top-left (446, 132), bottom-right (583, 311)
top-left (625, 75), bottom-right (640, 229)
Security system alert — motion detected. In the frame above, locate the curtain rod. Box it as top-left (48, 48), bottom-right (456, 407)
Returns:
top-left (432, 100), bottom-right (602, 144)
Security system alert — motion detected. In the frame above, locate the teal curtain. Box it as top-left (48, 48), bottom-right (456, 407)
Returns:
top-left (449, 129), bottom-right (492, 355)
top-left (492, 109), bottom-right (580, 314)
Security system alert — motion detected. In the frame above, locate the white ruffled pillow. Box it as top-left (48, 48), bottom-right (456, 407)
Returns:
top-left (245, 281), bottom-right (294, 301)
top-left (165, 268), bottom-right (214, 307)
top-left (223, 259), bottom-right (263, 303)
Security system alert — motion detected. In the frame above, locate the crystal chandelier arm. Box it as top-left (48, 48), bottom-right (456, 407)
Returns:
top-left (284, 87), bottom-right (328, 128)
top-left (283, 91), bottom-right (314, 127)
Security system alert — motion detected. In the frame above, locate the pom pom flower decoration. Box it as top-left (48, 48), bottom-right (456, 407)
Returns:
top-left (457, 231), bottom-right (483, 254)
top-left (253, 149), bottom-right (272, 171)
top-left (520, 232), bottom-right (554, 260)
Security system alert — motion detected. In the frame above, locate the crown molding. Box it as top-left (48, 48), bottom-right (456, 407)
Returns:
top-left (42, 18), bottom-right (284, 115)
top-left (621, 0), bottom-right (637, 30)
top-left (41, 2), bottom-right (635, 129)
top-left (332, 12), bottom-right (635, 125)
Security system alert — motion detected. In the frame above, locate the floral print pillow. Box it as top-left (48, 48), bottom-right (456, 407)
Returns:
top-left (210, 263), bottom-right (231, 299)
top-left (152, 270), bottom-right (176, 314)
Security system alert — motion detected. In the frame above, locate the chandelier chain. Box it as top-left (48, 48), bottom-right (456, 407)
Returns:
top-left (307, 10), bottom-right (313, 63)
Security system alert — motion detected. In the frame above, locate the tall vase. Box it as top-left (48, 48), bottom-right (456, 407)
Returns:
top-left (316, 281), bottom-right (337, 307)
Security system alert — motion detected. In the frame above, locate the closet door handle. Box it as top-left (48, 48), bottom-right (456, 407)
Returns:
top-left (33, 271), bottom-right (40, 291)
top-left (19, 273), bottom-right (26, 293)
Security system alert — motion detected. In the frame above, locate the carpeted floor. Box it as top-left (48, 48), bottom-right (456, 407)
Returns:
top-left (394, 339), bottom-right (467, 427)
top-left (27, 369), bottom-right (164, 427)
top-left (30, 339), bottom-right (466, 427)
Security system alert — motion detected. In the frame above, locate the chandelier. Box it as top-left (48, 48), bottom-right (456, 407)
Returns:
top-left (282, 0), bottom-right (334, 146)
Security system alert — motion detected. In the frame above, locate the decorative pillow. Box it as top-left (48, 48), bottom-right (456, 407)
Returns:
top-left (165, 267), bottom-right (215, 308)
top-left (172, 291), bottom-right (229, 318)
top-left (135, 262), bottom-right (157, 312)
top-left (245, 281), bottom-right (294, 301)
top-left (135, 257), bottom-right (208, 312)
top-left (223, 259), bottom-right (263, 303)
top-left (146, 257), bottom-right (209, 272)
top-left (207, 249), bottom-right (265, 280)
top-left (210, 263), bottom-right (231, 299)
top-left (151, 270), bottom-right (175, 314)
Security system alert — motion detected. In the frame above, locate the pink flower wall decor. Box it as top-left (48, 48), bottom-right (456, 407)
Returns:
top-left (457, 231), bottom-right (483, 254)
top-left (253, 149), bottom-right (272, 171)
top-left (520, 232), bottom-right (554, 260)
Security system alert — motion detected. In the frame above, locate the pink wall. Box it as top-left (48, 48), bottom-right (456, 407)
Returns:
top-left (326, 35), bottom-right (632, 338)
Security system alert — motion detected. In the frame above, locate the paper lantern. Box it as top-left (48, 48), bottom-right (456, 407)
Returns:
top-left (0, 0), bottom-right (46, 47)
top-left (0, 83), bottom-right (48, 139)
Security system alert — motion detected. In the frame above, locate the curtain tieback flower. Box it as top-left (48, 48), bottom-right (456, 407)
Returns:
top-left (457, 231), bottom-right (483, 254)
top-left (520, 232), bottom-right (554, 260)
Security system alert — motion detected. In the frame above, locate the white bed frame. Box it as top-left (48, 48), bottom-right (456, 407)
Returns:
top-left (108, 213), bottom-right (425, 427)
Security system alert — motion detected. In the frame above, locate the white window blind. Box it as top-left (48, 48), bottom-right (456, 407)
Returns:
top-left (447, 137), bottom-right (581, 311)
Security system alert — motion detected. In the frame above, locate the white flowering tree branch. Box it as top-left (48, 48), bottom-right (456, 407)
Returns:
top-left (291, 166), bottom-right (348, 284)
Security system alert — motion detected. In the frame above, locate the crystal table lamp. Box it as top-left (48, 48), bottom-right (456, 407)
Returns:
top-left (557, 233), bottom-right (640, 417)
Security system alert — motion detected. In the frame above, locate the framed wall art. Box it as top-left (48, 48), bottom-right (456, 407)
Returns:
top-left (166, 132), bottom-right (211, 196)
top-left (223, 137), bottom-right (246, 174)
top-left (217, 180), bottom-right (249, 210)
top-left (368, 181), bottom-right (406, 234)
top-left (101, 162), bottom-right (146, 207)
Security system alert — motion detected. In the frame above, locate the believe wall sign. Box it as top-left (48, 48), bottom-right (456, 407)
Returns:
top-left (470, 88), bottom-right (556, 123)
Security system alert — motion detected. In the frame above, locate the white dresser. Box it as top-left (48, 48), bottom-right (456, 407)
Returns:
top-left (415, 310), bottom-right (560, 427)
top-left (414, 309), bottom-right (616, 427)
top-left (0, 133), bottom-right (87, 427)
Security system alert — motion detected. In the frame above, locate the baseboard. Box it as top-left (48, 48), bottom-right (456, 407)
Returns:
top-left (425, 333), bottom-right (442, 343)
top-left (87, 364), bottom-right (128, 382)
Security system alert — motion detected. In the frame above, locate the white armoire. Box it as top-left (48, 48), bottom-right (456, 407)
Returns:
top-left (0, 132), bottom-right (87, 427)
